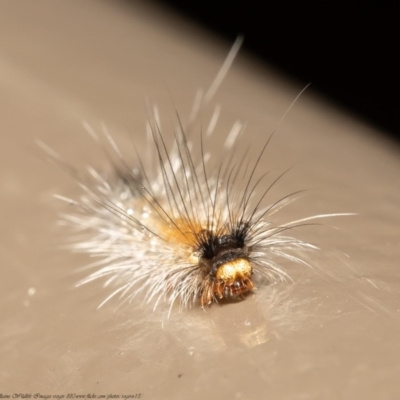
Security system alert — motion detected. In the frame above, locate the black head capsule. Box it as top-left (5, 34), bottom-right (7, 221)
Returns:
top-left (197, 230), bottom-right (255, 306)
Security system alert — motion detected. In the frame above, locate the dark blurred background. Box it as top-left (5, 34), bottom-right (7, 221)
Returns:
top-left (137, 1), bottom-right (399, 142)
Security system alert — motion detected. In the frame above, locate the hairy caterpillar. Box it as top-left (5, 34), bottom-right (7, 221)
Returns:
top-left (40, 39), bottom-right (349, 313)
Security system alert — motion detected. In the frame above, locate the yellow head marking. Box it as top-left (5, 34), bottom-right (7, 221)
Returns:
top-left (215, 258), bottom-right (252, 285)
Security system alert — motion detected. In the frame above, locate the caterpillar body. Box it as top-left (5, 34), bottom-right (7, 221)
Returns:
top-left (42, 40), bottom-right (347, 313)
